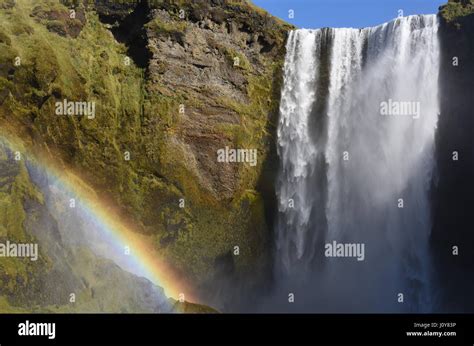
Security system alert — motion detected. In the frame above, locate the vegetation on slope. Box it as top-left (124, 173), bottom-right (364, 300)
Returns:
top-left (440, 0), bottom-right (474, 23)
top-left (0, 0), bottom-right (293, 308)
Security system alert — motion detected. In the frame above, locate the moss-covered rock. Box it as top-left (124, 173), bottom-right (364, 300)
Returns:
top-left (0, 0), bottom-right (293, 310)
top-left (440, 0), bottom-right (474, 24)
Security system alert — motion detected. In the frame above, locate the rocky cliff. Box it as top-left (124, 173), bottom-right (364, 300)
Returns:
top-left (432, 0), bottom-right (474, 312)
top-left (0, 0), bottom-right (292, 311)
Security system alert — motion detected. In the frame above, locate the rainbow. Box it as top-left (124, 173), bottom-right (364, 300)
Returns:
top-left (0, 133), bottom-right (196, 304)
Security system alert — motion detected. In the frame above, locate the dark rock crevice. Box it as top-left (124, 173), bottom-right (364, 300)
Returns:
top-left (97, 0), bottom-right (152, 69)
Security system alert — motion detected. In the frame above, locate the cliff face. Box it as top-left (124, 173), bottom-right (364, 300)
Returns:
top-left (0, 0), bottom-right (292, 310)
top-left (432, 1), bottom-right (474, 311)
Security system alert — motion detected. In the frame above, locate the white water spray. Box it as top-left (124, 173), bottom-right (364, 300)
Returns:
top-left (276, 15), bottom-right (440, 312)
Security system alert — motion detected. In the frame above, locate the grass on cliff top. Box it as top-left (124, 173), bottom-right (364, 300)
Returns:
top-left (233, 0), bottom-right (294, 28)
top-left (440, 0), bottom-right (474, 22)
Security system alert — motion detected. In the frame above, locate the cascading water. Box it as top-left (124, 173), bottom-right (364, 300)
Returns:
top-left (275, 15), bottom-right (440, 312)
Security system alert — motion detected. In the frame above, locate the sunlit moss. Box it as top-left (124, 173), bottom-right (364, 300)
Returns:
top-left (440, 0), bottom-right (474, 23)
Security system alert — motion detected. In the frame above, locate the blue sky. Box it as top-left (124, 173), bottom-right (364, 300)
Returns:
top-left (251, 0), bottom-right (447, 29)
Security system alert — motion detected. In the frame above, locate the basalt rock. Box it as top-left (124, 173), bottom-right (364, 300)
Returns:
top-left (431, 2), bottom-right (474, 312)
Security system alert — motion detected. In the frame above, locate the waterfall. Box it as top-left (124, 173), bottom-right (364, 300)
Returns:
top-left (275, 15), bottom-right (440, 312)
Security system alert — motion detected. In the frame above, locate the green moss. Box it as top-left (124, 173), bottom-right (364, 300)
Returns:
top-left (0, 143), bottom-right (49, 304)
top-left (0, 160), bottom-right (42, 241)
top-left (46, 20), bottom-right (67, 35)
top-left (0, 31), bottom-right (11, 45)
top-left (146, 18), bottom-right (187, 37)
top-left (0, 0), bottom-right (15, 10)
top-left (440, 0), bottom-right (474, 22)
top-left (221, 46), bottom-right (252, 71)
top-left (0, 296), bottom-right (29, 312)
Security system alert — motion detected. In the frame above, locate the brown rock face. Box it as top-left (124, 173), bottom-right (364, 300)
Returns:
top-left (145, 1), bottom-right (291, 199)
top-left (31, 3), bottom-right (87, 37)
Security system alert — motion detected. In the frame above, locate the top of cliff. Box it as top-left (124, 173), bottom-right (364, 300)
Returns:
top-left (440, 0), bottom-right (474, 23)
